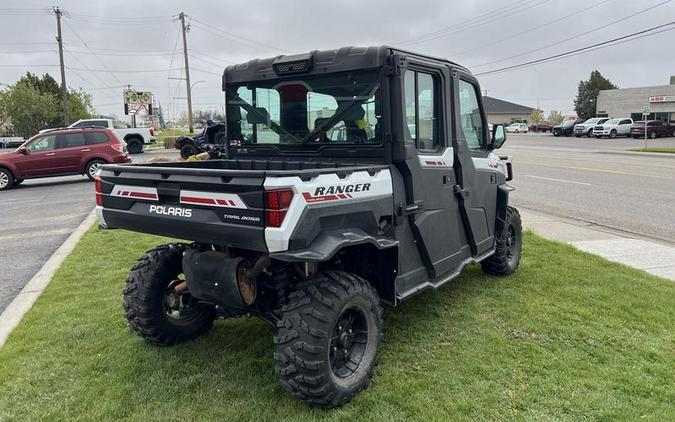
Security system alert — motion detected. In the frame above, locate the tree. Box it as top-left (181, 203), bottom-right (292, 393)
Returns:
top-left (529, 108), bottom-right (544, 124)
top-left (1, 80), bottom-right (59, 138)
top-left (574, 70), bottom-right (618, 119)
top-left (547, 110), bottom-right (564, 125)
top-left (0, 72), bottom-right (95, 136)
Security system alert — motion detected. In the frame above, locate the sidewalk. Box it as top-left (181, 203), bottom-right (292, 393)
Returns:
top-left (521, 209), bottom-right (675, 281)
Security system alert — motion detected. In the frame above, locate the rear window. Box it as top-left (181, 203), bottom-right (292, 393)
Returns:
top-left (58, 133), bottom-right (86, 148)
top-left (85, 131), bottom-right (109, 145)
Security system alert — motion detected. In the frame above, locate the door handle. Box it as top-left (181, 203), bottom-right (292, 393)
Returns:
top-left (45, 152), bottom-right (56, 156)
top-left (80, 149), bottom-right (91, 152)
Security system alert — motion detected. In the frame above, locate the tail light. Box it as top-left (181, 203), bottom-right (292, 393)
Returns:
top-left (265, 188), bottom-right (294, 227)
top-left (111, 142), bottom-right (124, 153)
top-left (95, 177), bottom-right (102, 206)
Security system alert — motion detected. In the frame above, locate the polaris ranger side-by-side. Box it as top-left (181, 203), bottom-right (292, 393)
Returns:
top-left (95, 46), bottom-right (522, 408)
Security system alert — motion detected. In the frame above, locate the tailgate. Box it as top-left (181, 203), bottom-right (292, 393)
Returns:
top-left (97, 164), bottom-right (267, 251)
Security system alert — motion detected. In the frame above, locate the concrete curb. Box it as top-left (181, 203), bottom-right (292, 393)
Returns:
top-left (0, 209), bottom-right (96, 349)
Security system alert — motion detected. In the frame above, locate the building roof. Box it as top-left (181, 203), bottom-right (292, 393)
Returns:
top-left (482, 96), bottom-right (534, 115)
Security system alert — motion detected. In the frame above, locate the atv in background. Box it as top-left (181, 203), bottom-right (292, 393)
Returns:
top-left (175, 120), bottom-right (226, 159)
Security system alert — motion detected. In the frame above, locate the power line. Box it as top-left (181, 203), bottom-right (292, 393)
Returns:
top-left (450, 0), bottom-right (615, 58)
top-left (62, 19), bottom-right (125, 86)
top-left (471, 0), bottom-right (674, 68)
top-left (395, 0), bottom-right (551, 46)
top-left (189, 16), bottom-right (287, 53)
top-left (475, 21), bottom-right (675, 76)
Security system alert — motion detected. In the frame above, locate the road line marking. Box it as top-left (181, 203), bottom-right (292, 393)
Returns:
top-left (517, 161), bottom-right (675, 180)
top-left (526, 175), bottom-right (591, 186)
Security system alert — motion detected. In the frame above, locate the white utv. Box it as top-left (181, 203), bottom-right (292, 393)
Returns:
top-left (95, 46), bottom-right (522, 408)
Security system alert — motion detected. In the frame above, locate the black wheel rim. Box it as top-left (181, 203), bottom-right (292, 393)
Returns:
top-left (163, 278), bottom-right (197, 324)
top-left (330, 306), bottom-right (368, 379)
top-left (506, 225), bottom-right (517, 260)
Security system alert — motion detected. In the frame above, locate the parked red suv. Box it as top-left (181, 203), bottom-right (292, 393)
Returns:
top-left (0, 127), bottom-right (131, 191)
top-left (630, 120), bottom-right (674, 139)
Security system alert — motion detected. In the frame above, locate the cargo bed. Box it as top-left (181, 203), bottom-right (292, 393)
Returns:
top-left (96, 159), bottom-right (387, 252)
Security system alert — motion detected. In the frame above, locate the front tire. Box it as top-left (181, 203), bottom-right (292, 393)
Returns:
top-left (180, 143), bottom-right (198, 159)
top-left (482, 206), bottom-right (522, 276)
top-left (0, 168), bottom-right (14, 191)
top-left (649, 131), bottom-right (657, 139)
top-left (274, 271), bottom-right (383, 408)
top-left (123, 243), bottom-right (216, 346)
top-left (609, 130), bottom-right (617, 139)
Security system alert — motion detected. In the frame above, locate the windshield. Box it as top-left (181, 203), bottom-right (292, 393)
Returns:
top-left (605, 118), bottom-right (620, 125)
top-left (226, 70), bottom-right (381, 148)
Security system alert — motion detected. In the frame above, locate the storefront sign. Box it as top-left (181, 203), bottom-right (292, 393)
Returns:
top-left (648, 95), bottom-right (675, 103)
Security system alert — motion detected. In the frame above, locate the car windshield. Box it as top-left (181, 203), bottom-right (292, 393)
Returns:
top-left (226, 70), bottom-right (381, 148)
top-left (605, 119), bottom-right (620, 125)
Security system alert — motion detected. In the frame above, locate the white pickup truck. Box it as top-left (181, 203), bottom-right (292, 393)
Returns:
top-left (592, 118), bottom-right (633, 139)
top-left (40, 119), bottom-right (156, 153)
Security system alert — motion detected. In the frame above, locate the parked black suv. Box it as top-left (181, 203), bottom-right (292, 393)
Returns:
top-left (553, 119), bottom-right (584, 136)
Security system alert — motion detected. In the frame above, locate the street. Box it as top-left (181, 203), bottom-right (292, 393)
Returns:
top-left (503, 134), bottom-right (675, 243)
top-left (0, 149), bottom-right (179, 313)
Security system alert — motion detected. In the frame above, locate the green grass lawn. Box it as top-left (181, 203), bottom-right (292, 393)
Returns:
top-left (0, 228), bottom-right (673, 421)
top-left (628, 147), bottom-right (675, 154)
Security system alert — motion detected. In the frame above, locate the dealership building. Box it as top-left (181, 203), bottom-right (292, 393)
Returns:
top-left (596, 76), bottom-right (675, 123)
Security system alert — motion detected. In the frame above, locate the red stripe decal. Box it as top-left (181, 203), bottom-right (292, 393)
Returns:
top-left (128, 192), bottom-right (158, 199)
top-left (181, 196), bottom-right (216, 205)
top-left (228, 200), bottom-right (236, 206)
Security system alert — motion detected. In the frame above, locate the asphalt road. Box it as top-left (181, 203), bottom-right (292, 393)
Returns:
top-left (0, 149), bottom-right (179, 313)
top-left (502, 133), bottom-right (675, 243)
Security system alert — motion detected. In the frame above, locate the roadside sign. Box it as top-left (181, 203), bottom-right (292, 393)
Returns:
top-left (642, 106), bottom-right (650, 116)
top-left (123, 90), bottom-right (153, 116)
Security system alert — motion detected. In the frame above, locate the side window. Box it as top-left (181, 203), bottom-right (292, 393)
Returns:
top-left (620, 119), bottom-right (631, 125)
top-left (235, 86), bottom-right (280, 143)
top-left (28, 135), bottom-right (56, 152)
top-left (458, 79), bottom-right (485, 151)
top-left (71, 121), bottom-right (88, 128)
top-left (403, 70), bottom-right (439, 152)
top-left (85, 131), bottom-right (109, 145)
top-left (57, 133), bottom-right (86, 149)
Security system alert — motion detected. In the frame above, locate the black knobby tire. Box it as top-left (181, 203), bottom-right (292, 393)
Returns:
top-left (0, 168), bottom-right (14, 191)
top-left (180, 143), bottom-right (198, 159)
top-left (481, 206), bottom-right (523, 276)
top-left (126, 138), bottom-right (143, 154)
top-left (123, 243), bottom-right (216, 346)
top-left (274, 271), bottom-right (383, 408)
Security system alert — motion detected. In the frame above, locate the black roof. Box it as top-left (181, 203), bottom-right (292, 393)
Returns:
top-left (482, 96), bottom-right (534, 115)
top-left (223, 46), bottom-right (470, 85)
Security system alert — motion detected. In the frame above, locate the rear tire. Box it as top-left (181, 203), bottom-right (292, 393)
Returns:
top-left (0, 168), bottom-right (14, 191)
top-left (123, 243), bottom-right (216, 346)
top-left (85, 159), bottom-right (105, 181)
top-left (126, 137), bottom-right (143, 154)
top-left (274, 271), bottom-right (383, 408)
top-left (482, 206), bottom-right (522, 276)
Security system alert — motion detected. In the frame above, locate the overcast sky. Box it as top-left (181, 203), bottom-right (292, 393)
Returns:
top-left (1, 0), bottom-right (674, 122)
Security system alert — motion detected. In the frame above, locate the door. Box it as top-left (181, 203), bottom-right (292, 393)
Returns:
top-left (454, 76), bottom-right (497, 256)
top-left (13, 134), bottom-right (60, 177)
top-left (55, 132), bottom-right (87, 173)
top-left (401, 68), bottom-right (468, 280)
top-left (618, 119), bottom-right (632, 135)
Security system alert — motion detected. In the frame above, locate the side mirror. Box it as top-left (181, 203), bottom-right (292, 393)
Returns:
top-left (18, 146), bottom-right (29, 155)
top-left (490, 124), bottom-right (506, 149)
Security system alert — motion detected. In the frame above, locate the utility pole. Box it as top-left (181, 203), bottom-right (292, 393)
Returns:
top-left (54, 7), bottom-right (69, 125)
top-left (179, 12), bottom-right (193, 133)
